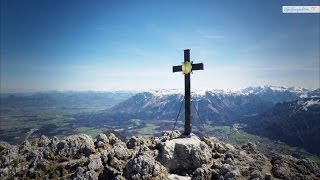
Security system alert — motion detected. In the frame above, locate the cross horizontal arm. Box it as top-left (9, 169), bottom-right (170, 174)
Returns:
top-left (173, 65), bottom-right (182, 72)
top-left (192, 63), bottom-right (204, 71)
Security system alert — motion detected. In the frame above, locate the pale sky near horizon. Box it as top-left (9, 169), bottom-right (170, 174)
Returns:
top-left (1, 0), bottom-right (319, 92)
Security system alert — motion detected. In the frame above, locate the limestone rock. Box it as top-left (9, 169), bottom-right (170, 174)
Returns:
top-left (271, 155), bottom-right (320, 179)
top-left (110, 142), bottom-right (132, 160)
top-left (95, 141), bottom-right (105, 149)
top-left (95, 133), bottom-right (110, 149)
top-left (37, 135), bottom-right (50, 147)
top-left (264, 173), bottom-right (272, 180)
top-left (96, 133), bottom-right (109, 144)
top-left (58, 134), bottom-right (95, 157)
top-left (191, 165), bottom-right (212, 180)
top-left (214, 143), bottom-right (227, 154)
top-left (157, 134), bottom-right (212, 173)
top-left (48, 136), bottom-right (60, 150)
top-left (107, 141), bottom-right (131, 171)
top-left (108, 133), bottom-right (122, 146)
top-left (100, 150), bottom-right (109, 164)
top-left (82, 170), bottom-right (99, 180)
top-left (87, 154), bottom-right (103, 171)
top-left (99, 165), bottom-right (124, 179)
top-left (250, 169), bottom-right (262, 179)
top-left (201, 136), bottom-right (219, 149)
top-left (126, 136), bottom-right (155, 149)
top-left (19, 140), bottom-right (31, 154)
top-left (241, 142), bottom-right (256, 154)
top-left (1, 131), bottom-right (319, 180)
top-left (125, 153), bottom-right (168, 180)
top-left (161, 130), bottom-right (181, 140)
top-left (219, 164), bottom-right (232, 175)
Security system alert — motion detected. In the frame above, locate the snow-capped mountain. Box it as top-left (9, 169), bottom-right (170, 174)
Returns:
top-left (246, 97), bottom-right (320, 155)
top-left (241, 85), bottom-right (319, 103)
top-left (75, 86), bottom-right (320, 155)
top-left (142, 85), bottom-right (318, 101)
top-left (108, 86), bottom-right (319, 125)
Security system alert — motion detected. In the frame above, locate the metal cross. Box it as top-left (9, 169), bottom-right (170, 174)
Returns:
top-left (172, 49), bottom-right (204, 135)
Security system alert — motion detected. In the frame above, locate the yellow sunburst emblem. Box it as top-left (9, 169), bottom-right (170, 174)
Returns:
top-left (182, 61), bottom-right (192, 74)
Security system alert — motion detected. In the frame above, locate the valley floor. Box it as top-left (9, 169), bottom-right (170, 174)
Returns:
top-left (1, 106), bottom-right (319, 165)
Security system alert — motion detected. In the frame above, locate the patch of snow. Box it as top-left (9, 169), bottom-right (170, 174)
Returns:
top-left (240, 85), bottom-right (312, 95)
top-left (191, 89), bottom-right (208, 96)
top-left (300, 94), bottom-right (308, 98)
top-left (148, 89), bottom-right (184, 96)
top-left (207, 104), bottom-right (219, 113)
top-left (299, 99), bottom-right (320, 111)
top-left (269, 85), bottom-right (287, 92)
top-left (304, 99), bottom-right (320, 107)
top-left (141, 86), bottom-right (317, 100)
top-left (146, 88), bottom-right (249, 98)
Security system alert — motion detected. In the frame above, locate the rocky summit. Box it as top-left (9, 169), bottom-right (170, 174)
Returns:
top-left (0, 131), bottom-right (319, 180)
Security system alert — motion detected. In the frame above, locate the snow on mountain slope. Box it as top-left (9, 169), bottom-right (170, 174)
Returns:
top-left (108, 85), bottom-right (319, 125)
top-left (298, 98), bottom-right (320, 111)
top-left (246, 97), bottom-right (320, 155)
top-left (240, 85), bottom-right (317, 103)
top-left (145, 85), bottom-right (318, 99)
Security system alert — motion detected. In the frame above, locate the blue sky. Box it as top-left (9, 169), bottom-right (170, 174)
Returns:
top-left (1, 0), bottom-right (319, 92)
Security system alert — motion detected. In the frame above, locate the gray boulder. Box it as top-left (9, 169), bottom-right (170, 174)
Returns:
top-left (250, 169), bottom-right (262, 179)
top-left (191, 165), bottom-right (212, 180)
top-left (110, 142), bottom-right (132, 160)
top-left (108, 133), bottom-right (122, 146)
top-left (49, 136), bottom-right (60, 150)
top-left (161, 130), bottom-right (181, 140)
top-left (73, 169), bottom-right (99, 180)
top-left (36, 135), bottom-right (50, 147)
top-left (96, 133), bottom-right (109, 144)
top-left (125, 153), bottom-right (168, 180)
top-left (57, 134), bottom-right (95, 157)
top-left (214, 143), bottom-right (227, 154)
top-left (19, 141), bottom-right (31, 154)
top-left (95, 141), bottom-right (105, 149)
top-left (95, 133), bottom-right (110, 149)
top-left (126, 136), bottom-right (154, 149)
top-left (100, 150), bottom-right (109, 164)
top-left (107, 142), bottom-right (131, 171)
top-left (87, 154), bottom-right (103, 171)
top-left (271, 155), bottom-right (320, 179)
top-left (157, 135), bottom-right (212, 173)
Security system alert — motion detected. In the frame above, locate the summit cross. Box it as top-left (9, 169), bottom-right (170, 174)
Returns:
top-left (172, 49), bottom-right (204, 136)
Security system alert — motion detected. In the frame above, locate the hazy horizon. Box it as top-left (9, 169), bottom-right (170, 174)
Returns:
top-left (1, 0), bottom-right (319, 92)
top-left (1, 84), bottom-right (319, 94)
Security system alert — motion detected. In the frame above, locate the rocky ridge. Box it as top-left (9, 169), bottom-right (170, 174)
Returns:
top-left (0, 131), bottom-right (319, 180)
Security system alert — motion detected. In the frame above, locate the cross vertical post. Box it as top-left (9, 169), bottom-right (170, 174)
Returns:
top-left (172, 49), bottom-right (204, 136)
top-left (184, 49), bottom-right (191, 135)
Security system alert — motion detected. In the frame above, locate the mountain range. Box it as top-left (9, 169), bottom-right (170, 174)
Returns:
top-left (1, 86), bottom-right (319, 155)
top-left (101, 86), bottom-right (320, 155)
top-left (108, 86), bottom-right (319, 123)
